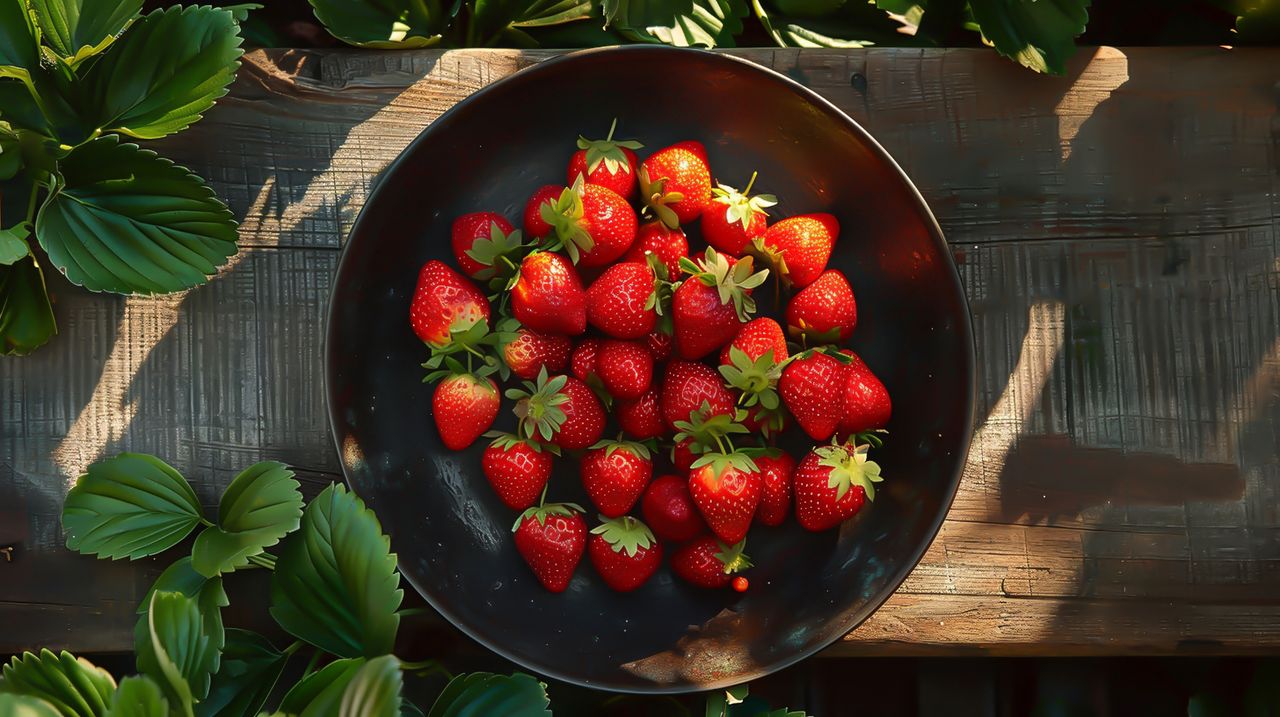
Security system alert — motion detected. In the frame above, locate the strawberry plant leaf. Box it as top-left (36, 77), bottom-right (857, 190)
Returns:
top-left (426, 672), bottom-right (550, 717)
top-left (36, 135), bottom-right (238, 295)
top-left (29, 0), bottom-right (142, 67)
top-left (61, 452), bottom-right (202, 560)
top-left (136, 557), bottom-right (211, 615)
top-left (278, 658), bottom-right (365, 716)
top-left (0, 694), bottom-right (63, 717)
top-left (752, 0), bottom-right (913, 47)
top-left (0, 222), bottom-right (31, 265)
top-left (604, 0), bottom-right (748, 47)
top-left (191, 461), bottom-right (303, 577)
top-left (75, 6), bottom-right (243, 139)
top-left (967, 0), bottom-right (1089, 75)
top-left (471, 0), bottom-right (593, 47)
top-left (195, 630), bottom-right (287, 717)
top-left (307, 0), bottom-right (444, 48)
top-left (338, 655), bottom-right (402, 717)
top-left (0, 0), bottom-right (40, 69)
top-left (136, 590), bottom-right (222, 709)
top-left (104, 676), bottom-right (167, 717)
top-left (270, 483), bottom-right (403, 658)
top-left (0, 650), bottom-right (117, 717)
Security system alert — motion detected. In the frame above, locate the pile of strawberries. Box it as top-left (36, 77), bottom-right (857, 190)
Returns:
top-left (410, 121), bottom-right (892, 595)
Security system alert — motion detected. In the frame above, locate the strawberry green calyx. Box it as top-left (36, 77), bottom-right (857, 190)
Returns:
top-left (719, 346), bottom-right (782, 409)
top-left (420, 321), bottom-right (508, 384)
top-left (673, 402), bottom-right (749, 454)
top-left (746, 235), bottom-right (791, 288)
top-left (788, 320), bottom-right (845, 347)
top-left (484, 430), bottom-right (561, 456)
top-left (642, 253), bottom-right (676, 333)
top-left (505, 367), bottom-right (571, 442)
top-left (638, 165), bottom-right (685, 229)
top-left (465, 222), bottom-right (527, 288)
top-left (713, 539), bottom-right (753, 574)
top-left (690, 450), bottom-right (759, 479)
top-left (539, 175), bottom-right (595, 263)
top-left (577, 118), bottom-right (643, 176)
top-left (814, 440), bottom-right (884, 501)
top-left (712, 171), bottom-right (777, 230)
top-left (852, 428), bottom-right (888, 449)
top-left (587, 437), bottom-right (651, 460)
top-left (512, 501), bottom-right (585, 531)
top-left (679, 248), bottom-right (769, 322)
top-left (590, 515), bottom-right (656, 557)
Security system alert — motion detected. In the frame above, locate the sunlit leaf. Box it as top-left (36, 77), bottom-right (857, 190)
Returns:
top-left (0, 0), bottom-right (40, 69)
top-left (103, 676), bottom-right (166, 717)
top-left (29, 0), bottom-right (142, 66)
top-left (62, 453), bottom-right (202, 560)
top-left (754, 0), bottom-right (914, 47)
top-left (0, 694), bottom-right (63, 717)
top-left (967, 0), bottom-right (1089, 74)
top-left (307, 0), bottom-right (444, 48)
top-left (278, 658), bottom-right (365, 717)
top-left (192, 461), bottom-right (303, 577)
top-left (0, 650), bottom-right (116, 717)
top-left (135, 591), bottom-right (218, 715)
top-left (605, 0), bottom-right (748, 47)
top-left (425, 673), bottom-right (550, 717)
top-left (338, 655), bottom-right (402, 717)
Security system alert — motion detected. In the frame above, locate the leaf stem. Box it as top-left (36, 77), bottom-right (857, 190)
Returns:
top-left (200, 517), bottom-right (216, 528)
top-left (246, 552), bottom-right (277, 570)
top-left (396, 606), bottom-right (434, 618)
top-left (301, 648), bottom-right (324, 680)
top-left (282, 640), bottom-right (305, 656)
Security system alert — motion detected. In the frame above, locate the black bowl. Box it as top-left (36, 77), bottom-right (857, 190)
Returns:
top-left (326, 46), bottom-right (974, 693)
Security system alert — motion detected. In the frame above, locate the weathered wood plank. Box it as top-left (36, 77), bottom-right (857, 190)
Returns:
top-left (2, 47), bottom-right (1278, 655)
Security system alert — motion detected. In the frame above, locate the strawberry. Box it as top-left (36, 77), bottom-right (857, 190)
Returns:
top-left (588, 516), bottom-right (663, 592)
top-left (779, 350), bottom-right (848, 441)
top-left (623, 222), bottom-right (688, 280)
top-left (585, 262), bottom-right (658, 339)
top-left (481, 433), bottom-right (556, 510)
top-left (451, 213), bottom-right (524, 285)
top-left (595, 339), bottom-right (653, 400)
top-left (580, 439), bottom-right (653, 518)
top-left (673, 249), bottom-right (768, 360)
top-left (567, 119), bottom-right (643, 199)
top-left (508, 369), bottom-right (605, 451)
top-left (659, 360), bottom-right (734, 430)
top-left (751, 449), bottom-right (795, 527)
top-left (640, 474), bottom-right (705, 542)
top-left (718, 317), bottom-right (789, 367)
top-left (718, 323), bottom-right (787, 436)
top-left (700, 172), bottom-right (776, 256)
top-left (644, 331), bottom-right (673, 362)
top-left (672, 438), bottom-right (698, 472)
top-left (432, 373), bottom-right (499, 450)
top-left (688, 452), bottom-right (762, 545)
top-left (539, 177), bottom-right (638, 268)
top-left (839, 356), bottom-right (892, 435)
top-left (754, 213), bottom-right (839, 288)
top-left (639, 141), bottom-right (712, 227)
top-left (671, 537), bottom-right (751, 589)
top-left (512, 252), bottom-right (587, 335)
top-left (513, 502), bottom-right (587, 592)
top-left (786, 270), bottom-right (857, 344)
top-left (616, 388), bottom-right (666, 440)
top-left (502, 327), bottom-right (571, 380)
top-left (570, 338), bottom-right (601, 383)
top-left (523, 185), bottom-right (562, 239)
top-left (410, 260), bottom-right (491, 348)
top-left (794, 440), bottom-right (883, 531)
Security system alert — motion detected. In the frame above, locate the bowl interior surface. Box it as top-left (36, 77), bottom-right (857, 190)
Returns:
top-left (326, 47), bottom-right (974, 693)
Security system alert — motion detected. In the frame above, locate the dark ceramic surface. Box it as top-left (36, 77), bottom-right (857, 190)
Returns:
top-left (326, 46), bottom-right (975, 693)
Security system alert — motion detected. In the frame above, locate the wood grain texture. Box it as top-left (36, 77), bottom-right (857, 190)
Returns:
top-left (1, 47), bottom-right (1277, 655)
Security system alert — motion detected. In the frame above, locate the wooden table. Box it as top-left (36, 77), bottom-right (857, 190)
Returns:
top-left (3, 47), bottom-right (1279, 657)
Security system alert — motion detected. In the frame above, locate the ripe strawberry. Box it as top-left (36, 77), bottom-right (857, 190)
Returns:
top-left (623, 222), bottom-right (688, 280)
top-left (580, 439), bottom-right (653, 518)
top-left (570, 338), bottom-right (601, 383)
top-left (616, 388), bottom-right (666, 440)
top-left (639, 141), bottom-right (712, 227)
top-left (688, 452), bottom-right (762, 545)
top-left (410, 260), bottom-right (491, 348)
top-left (718, 317), bottom-right (789, 367)
top-left (671, 537), bottom-right (751, 589)
top-left (540, 178), bottom-right (638, 268)
top-left (513, 502), bottom-right (586, 592)
top-left (523, 185), bottom-right (562, 239)
top-left (585, 262), bottom-right (658, 339)
top-left (432, 373), bottom-right (499, 450)
top-left (672, 438), bottom-right (698, 472)
top-left (660, 361), bottom-right (734, 430)
top-left (794, 440), bottom-right (883, 531)
top-left (700, 173), bottom-right (776, 256)
top-left (588, 516), bottom-right (663, 592)
top-left (512, 252), bottom-right (587, 335)
top-left (595, 339), bottom-right (653, 400)
top-left (502, 328), bottom-right (571, 380)
top-left (786, 270), bottom-right (857, 344)
top-left (755, 213), bottom-right (839, 288)
top-left (644, 331), bottom-right (673, 362)
top-left (567, 119), bottom-right (643, 199)
top-left (673, 249), bottom-right (768, 360)
top-left (839, 356), bottom-right (892, 435)
top-left (481, 433), bottom-right (556, 510)
top-left (451, 212), bottom-right (523, 282)
top-left (751, 449), bottom-right (796, 527)
top-left (641, 474), bottom-right (705, 542)
top-left (508, 369), bottom-right (605, 451)
top-left (779, 350), bottom-right (848, 441)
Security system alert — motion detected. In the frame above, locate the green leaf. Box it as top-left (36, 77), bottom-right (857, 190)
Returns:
top-left (605, 0), bottom-right (748, 47)
top-left (426, 673), bottom-right (550, 717)
top-left (0, 694), bottom-right (63, 717)
top-left (471, 0), bottom-right (592, 43)
top-left (137, 556), bottom-right (211, 613)
top-left (136, 591), bottom-right (218, 715)
top-left (967, 0), bottom-right (1089, 75)
top-left (133, 570), bottom-right (227, 701)
top-left (0, 123), bottom-right (21, 180)
top-left (195, 630), bottom-right (286, 717)
top-left (74, 5), bottom-right (242, 139)
top-left (29, 0), bottom-right (142, 67)
top-left (278, 658), bottom-right (365, 717)
top-left (307, 0), bottom-right (443, 48)
top-left (338, 655), bottom-right (402, 717)
top-left (36, 135), bottom-right (238, 295)
top-left (192, 462), bottom-right (302, 577)
top-left (0, 0), bottom-right (40, 69)
top-left (62, 452), bottom-right (202, 560)
top-left (0, 221), bottom-right (31, 265)
top-left (104, 676), bottom-right (166, 717)
top-left (0, 255), bottom-right (56, 355)
top-left (753, 0), bottom-right (913, 47)
top-left (0, 651), bottom-right (116, 717)
top-left (270, 483), bottom-right (403, 658)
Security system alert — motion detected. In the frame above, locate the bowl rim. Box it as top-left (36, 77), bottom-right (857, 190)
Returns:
top-left (325, 44), bottom-right (977, 694)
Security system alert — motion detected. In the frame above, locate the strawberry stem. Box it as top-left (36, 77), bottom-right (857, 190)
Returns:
top-left (605, 117), bottom-right (617, 142)
top-left (743, 171), bottom-right (758, 196)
